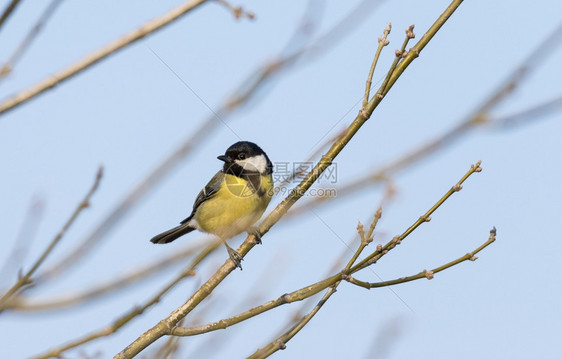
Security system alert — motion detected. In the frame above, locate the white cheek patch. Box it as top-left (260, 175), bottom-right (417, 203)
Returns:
top-left (235, 154), bottom-right (268, 173)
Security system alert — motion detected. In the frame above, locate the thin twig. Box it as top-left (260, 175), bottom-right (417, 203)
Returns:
top-left (0, 0), bottom-right (64, 80)
top-left (352, 160), bottom-right (482, 272)
top-left (348, 207), bottom-right (381, 267)
top-left (249, 285), bottom-right (338, 359)
top-left (363, 23), bottom-right (391, 107)
top-left (0, 166), bottom-right (103, 312)
top-left (376, 24), bottom-right (415, 99)
top-left (345, 227), bottom-right (496, 288)
top-left (215, 0), bottom-right (255, 20)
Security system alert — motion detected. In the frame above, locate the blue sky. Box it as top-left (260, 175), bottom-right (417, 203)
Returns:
top-left (1, 1), bottom-right (561, 358)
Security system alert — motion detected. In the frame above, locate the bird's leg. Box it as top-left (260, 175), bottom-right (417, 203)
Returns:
top-left (223, 241), bottom-right (243, 270)
top-left (247, 226), bottom-right (262, 245)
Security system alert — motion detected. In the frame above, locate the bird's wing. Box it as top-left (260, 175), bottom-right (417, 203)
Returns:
top-left (180, 171), bottom-right (224, 224)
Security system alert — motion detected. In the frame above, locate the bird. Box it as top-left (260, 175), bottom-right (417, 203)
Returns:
top-left (150, 141), bottom-right (274, 269)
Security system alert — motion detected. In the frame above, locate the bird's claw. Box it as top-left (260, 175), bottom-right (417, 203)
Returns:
top-left (248, 227), bottom-right (262, 245)
top-left (226, 245), bottom-right (243, 270)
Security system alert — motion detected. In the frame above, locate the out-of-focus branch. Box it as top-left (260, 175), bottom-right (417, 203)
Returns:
top-left (345, 227), bottom-right (496, 288)
top-left (0, 0), bottom-right (209, 115)
top-left (475, 22), bottom-right (562, 117)
top-left (0, 167), bottom-right (103, 312)
top-left (0, 0), bottom-right (64, 81)
top-left (216, 0), bottom-right (255, 20)
top-left (490, 95), bottom-right (562, 130)
top-left (0, 0), bottom-right (22, 32)
top-left (5, 240), bottom-right (208, 312)
top-left (0, 196), bottom-right (44, 288)
top-left (32, 240), bottom-right (220, 359)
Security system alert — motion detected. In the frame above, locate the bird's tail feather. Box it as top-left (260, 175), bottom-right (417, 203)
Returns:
top-left (150, 224), bottom-right (195, 244)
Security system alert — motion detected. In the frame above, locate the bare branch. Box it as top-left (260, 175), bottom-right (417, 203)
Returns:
top-left (490, 95), bottom-right (562, 130)
top-left (0, 166), bottom-right (103, 312)
top-left (0, 0), bottom-right (64, 81)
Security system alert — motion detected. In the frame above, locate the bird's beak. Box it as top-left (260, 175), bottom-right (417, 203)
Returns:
top-left (217, 155), bottom-right (230, 163)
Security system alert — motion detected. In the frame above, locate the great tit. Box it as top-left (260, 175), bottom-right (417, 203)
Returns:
top-left (150, 141), bottom-right (274, 268)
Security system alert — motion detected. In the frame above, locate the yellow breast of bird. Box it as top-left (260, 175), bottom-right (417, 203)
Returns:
top-left (194, 173), bottom-right (273, 239)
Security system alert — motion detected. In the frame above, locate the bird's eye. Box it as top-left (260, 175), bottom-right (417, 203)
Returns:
top-left (238, 153), bottom-right (247, 160)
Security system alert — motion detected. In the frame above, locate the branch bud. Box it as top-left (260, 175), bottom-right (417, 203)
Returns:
top-left (406, 24), bottom-right (415, 39)
top-left (357, 221), bottom-right (365, 240)
top-left (424, 270), bottom-right (434, 280)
